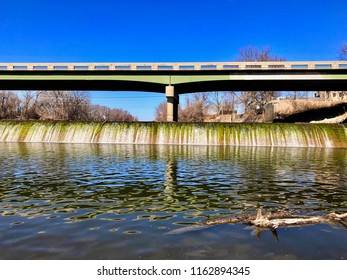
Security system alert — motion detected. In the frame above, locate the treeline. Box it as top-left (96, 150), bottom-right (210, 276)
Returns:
top-left (0, 91), bottom-right (137, 122)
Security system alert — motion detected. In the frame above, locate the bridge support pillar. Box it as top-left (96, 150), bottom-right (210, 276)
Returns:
top-left (166, 86), bottom-right (179, 122)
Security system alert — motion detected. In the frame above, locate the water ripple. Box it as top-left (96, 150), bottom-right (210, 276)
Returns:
top-left (0, 143), bottom-right (347, 259)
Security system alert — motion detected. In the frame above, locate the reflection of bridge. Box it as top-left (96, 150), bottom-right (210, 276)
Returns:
top-left (1, 61), bottom-right (347, 121)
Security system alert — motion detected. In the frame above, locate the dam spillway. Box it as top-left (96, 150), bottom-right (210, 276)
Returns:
top-left (0, 121), bottom-right (346, 148)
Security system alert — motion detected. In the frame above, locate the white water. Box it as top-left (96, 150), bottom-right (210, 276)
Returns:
top-left (0, 121), bottom-right (346, 147)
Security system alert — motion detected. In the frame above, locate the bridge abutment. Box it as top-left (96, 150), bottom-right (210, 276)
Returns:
top-left (166, 85), bottom-right (179, 122)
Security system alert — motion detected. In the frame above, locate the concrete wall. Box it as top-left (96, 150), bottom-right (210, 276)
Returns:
top-left (265, 99), bottom-right (347, 122)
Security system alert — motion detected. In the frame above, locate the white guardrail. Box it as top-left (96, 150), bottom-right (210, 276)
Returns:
top-left (0, 61), bottom-right (347, 71)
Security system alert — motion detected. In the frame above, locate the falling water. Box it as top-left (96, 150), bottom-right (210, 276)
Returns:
top-left (0, 121), bottom-right (346, 147)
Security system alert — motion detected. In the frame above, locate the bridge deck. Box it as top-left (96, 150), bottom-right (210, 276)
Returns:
top-left (1, 61), bottom-right (347, 71)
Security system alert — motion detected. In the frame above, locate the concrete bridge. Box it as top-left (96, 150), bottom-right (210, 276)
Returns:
top-left (0, 61), bottom-right (347, 121)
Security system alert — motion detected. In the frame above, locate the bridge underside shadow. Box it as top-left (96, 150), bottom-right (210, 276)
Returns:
top-left (2, 76), bottom-right (347, 93)
top-left (176, 80), bottom-right (347, 93)
top-left (0, 79), bottom-right (166, 93)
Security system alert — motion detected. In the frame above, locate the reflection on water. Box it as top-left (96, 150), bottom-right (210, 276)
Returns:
top-left (0, 143), bottom-right (346, 259)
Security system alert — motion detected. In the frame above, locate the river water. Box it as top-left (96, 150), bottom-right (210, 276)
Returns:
top-left (0, 143), bottom-right (346, 259)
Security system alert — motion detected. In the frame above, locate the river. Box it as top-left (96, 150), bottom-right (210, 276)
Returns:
top-left (0, 143), bottom-right (346, 259)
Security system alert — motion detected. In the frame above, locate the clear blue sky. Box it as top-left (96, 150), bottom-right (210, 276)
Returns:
top-left (1, 0), bottom-right (347, 120)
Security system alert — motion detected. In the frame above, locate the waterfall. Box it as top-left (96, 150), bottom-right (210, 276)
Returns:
top-left (0, 121), bottom-right (346, 147)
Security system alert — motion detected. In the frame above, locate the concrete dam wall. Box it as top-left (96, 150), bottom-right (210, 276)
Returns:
top-left (0, 121), bottom-right (346, 148)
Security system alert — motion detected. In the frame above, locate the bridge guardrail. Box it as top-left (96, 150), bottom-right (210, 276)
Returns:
top-left (0, 62), bottom-right (347, 71)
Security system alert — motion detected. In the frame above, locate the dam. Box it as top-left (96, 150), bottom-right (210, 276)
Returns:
top-left (0, 121), bottom-right (346, 148)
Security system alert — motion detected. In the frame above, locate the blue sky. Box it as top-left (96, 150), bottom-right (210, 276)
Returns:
top-left (1, 0), bottom-right (347, 120)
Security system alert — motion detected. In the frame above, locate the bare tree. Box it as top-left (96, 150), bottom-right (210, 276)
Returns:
top-left (88, 104), bottom-right (137, 122)
top-left (108, 108), bottom-right (138, 122)
top-left (35, 91), bottom-right (64, 120)
top-left (236, 46), bottom-right (286, 121)
top-left (208, 92), bottom-right (224, 115)
top-left (154, 101), bottom-right (167, 122)
top-left (88, 104), bottom-right (109, 121)
top-left (65, 91), bottom-right (90, 120)
top-left (222, 91), bottom-right (237, 114)
top-left (0, 91), bottom-right (21, 119)
top-left (339, 43), bottom-right (347, 60)
top-left (236, 45), bottom-right (285, 62)
top-left (20, 91), bottom-right (41, 120)
top-left (35, 91), bottom-right (90, 120)
top-left (179, 93), bottom-right (209, 122)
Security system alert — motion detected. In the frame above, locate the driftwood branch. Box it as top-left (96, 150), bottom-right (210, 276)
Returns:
top-left (205, 209), bottom-right (347, 229)
top-left (168, 210), bottom-right (347, 238)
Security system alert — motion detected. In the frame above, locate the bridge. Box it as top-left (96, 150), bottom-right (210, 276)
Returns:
top-left (1, 61), bottom-right (347, 121)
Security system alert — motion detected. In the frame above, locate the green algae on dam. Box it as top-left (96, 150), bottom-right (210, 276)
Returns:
top-left (0, 121), bottom-right (346, 147)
